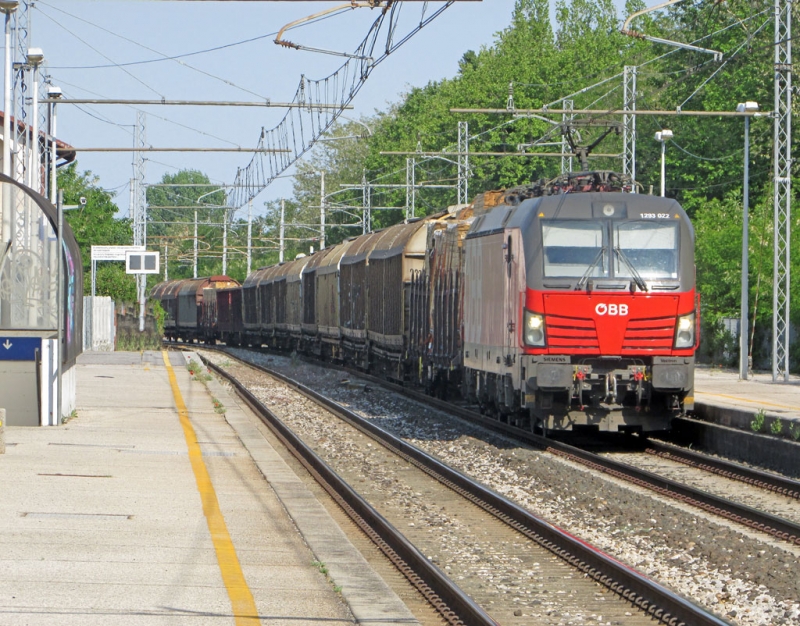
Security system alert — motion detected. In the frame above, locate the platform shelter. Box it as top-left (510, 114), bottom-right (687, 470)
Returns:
top-left (0, 173), bottom-right (83, 426)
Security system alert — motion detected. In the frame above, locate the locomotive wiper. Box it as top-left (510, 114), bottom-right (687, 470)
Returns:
top-left (614, 246), bottom-right (648, 292)
top-left (575, 248), bottom-right (605, 291)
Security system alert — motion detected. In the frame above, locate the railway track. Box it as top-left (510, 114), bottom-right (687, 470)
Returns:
top-left (187, 345), bottom-right (731, 626)
top-left (312, 351), bottom-right (800, 549)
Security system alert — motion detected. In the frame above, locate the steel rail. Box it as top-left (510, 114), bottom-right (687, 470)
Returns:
top-left (644, 440), bottom-right (800, 500)
top-left (354, 372), bottom-right (800, 547)
top-left (195, 347), bottom-right (731, 626)
top-left (200, 356), bottom-right (496, 626)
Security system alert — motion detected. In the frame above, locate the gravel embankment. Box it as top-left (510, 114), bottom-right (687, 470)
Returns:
top-left (207, 349), bottom-right (800, 626)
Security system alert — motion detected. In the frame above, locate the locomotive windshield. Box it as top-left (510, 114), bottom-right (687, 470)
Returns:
top-left (614, 221), bottom-right (678, 279)
top-left (542, 219), bottom-right (679, 282)
top-left (542, 221), bottom-right (607, 278)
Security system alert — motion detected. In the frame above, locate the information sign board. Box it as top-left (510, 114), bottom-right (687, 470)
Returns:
top-left (91, 245), bottom-right (145, 262)
top-left (126, 250), bottom-right (160, 274)
top-left (0, 337), bottom-right (41, 361)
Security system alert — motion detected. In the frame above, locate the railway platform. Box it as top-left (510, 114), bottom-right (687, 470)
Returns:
top-left (694, 364), bottom-right (800, 429)
top-left (0, 350), bottom-right (418, 626)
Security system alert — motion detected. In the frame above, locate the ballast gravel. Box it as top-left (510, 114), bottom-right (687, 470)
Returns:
top-left (211, 349), bottom-right (800, 626)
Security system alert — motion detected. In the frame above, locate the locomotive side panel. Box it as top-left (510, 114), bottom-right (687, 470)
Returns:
top-left (463, 231), bottom-right (508, 375)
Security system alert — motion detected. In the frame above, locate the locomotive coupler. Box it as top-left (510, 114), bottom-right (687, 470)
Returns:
top-left (574, 368), bottom-right (587, 409)
top-left (632, 367), bottom-right (645, 411)
top-left (604, 373), bottom-right (618, 403)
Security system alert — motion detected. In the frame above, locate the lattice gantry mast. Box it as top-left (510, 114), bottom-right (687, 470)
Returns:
top-left (623, 66), bottom-right (637, 188)
top-left (457, 121), bottom-right (469, 205)
top-left (561, 99), bottom-right (574, 174)
top-left (772, 0), bottom-right (792, 381)
top-left (405, 157), bottom-right (416, 222)
top-left (134, 112), bottom-right (147, 248)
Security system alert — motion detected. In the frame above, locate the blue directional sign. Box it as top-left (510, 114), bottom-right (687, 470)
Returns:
top-left (0, 337), bottom-right (42, 361)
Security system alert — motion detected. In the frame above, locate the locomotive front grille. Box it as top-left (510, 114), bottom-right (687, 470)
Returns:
top-left (622, 316), bottom-right (675, 352)
top-left (545, 314), bottom-right (600, 353)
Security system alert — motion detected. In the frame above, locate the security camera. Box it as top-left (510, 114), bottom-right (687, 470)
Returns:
top-left (79, 196), bottom-right (87, 206)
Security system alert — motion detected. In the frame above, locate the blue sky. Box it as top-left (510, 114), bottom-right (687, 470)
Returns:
top-left (25, 0), bottom-right (631, 221)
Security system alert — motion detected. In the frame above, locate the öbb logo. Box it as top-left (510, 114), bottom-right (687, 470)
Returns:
top-left (595, 303), bottom-right (629, 316)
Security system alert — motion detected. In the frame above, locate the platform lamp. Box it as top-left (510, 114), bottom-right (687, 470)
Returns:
top-left (47, 85), bottom-right (62, 204)
top-left (0, 1), bottom-right (17, 250)
top-left (0, 1), bottom-right (18, 179)
top-left (26, 47), bottom-right (44, 194)
top-left (737, 101), bottom-right (759, 380)
top-left (655, 129), bottom-right (673, 197)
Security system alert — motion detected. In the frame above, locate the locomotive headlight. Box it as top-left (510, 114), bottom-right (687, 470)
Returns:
top-left (674, 312), bottom-right (696, 349)
top-left (523, 310), bottom-right (546, 346)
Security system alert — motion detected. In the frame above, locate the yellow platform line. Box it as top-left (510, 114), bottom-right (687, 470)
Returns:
top-left (697, 391), bottom-right (800, 412)
top-left (162, 351), bottom-right (260, 624)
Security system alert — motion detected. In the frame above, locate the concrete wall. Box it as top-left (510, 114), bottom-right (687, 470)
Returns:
top-left (673, 415), bottom-right (800, 478)
top-left (83, 296), bottom-right (116, 352)
top-left (0, 360), bottom-right (39, 426)
top-left (39, 339), bottom-right (76, 425)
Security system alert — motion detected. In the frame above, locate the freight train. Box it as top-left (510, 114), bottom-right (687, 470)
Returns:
top-left (152, 171), bottom-right (699, 435)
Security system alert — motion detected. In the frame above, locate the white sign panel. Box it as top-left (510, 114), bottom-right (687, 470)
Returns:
top-left (126, 250), bottom-right (160, 275)
top-left (91, 245), bottom-right (145, 261)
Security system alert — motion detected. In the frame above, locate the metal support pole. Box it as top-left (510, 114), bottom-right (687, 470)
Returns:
top-left (247, 199), bottom-right (252, 275)
top-left (222, 207), bottom-right (228, 275)
top-left (48, 91), bottom-right (58, 203)
top-left (56, 189), bottom-right (63, 424)
top-left (405, 158), bottom-right (416, 222)
top-left (1, 4), bottom-right (14, 286)
top-left (623, 66), bottom-right (637, 187)
top-left (2, 5), bottom-right (13, 179)
top-left (457, 121), bottom-right (469, 204)
top-left (164, 243), bottom-right (168, 281)
top-left (362, 171), bottom-right (367, 234)
top-left (660, 140), bottom-right (666, 197)
top-left (772, 0), bottom-right (792, 381)
top-left (279, 199), bottom-right (285, 263)
top-left (740, 115), bottom-right (750, 380)
top-left (319, 172), bottom-right (325, 246)
top-left (193, 209), bottom-right (198, 278)
top-left (30, 64), bottom-right (38, 191)
top-left (361, 171), bottom-right (372, 233)
top-left (561, 99), bottom-right (574, 175)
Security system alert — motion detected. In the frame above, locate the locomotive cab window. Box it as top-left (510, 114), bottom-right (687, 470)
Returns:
top-left (542, 221), bottom-right (607, 278)
top-left (613, 221), bottom-right (678, 280)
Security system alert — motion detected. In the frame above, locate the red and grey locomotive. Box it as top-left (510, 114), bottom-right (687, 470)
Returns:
top-left (153, 171), bottom-right (698, 435)
top-left (461, 171), bottom-right (698, 434)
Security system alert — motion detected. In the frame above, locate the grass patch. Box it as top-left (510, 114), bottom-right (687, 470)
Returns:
top-left (116, 327), bottom-right (163, 351)
top-left (750, 409), bottom-right (766, 433)
top-left (187, 359), bottom-right (212, 382)
top-left (212, 397), bottom-right (226, 414)
top-left (312, 560), bottom-right (342, 593)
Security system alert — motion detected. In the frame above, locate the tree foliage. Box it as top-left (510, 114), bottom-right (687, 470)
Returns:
top-left (57, 162), bottom-right (135, 302)
top-left (265, 0), bottom-right (793, 369)
top-left (65, 0), bottom-right (800, 370)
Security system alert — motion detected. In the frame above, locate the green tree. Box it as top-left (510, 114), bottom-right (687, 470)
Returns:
top-left (57, 163), bottom-right (135, 302)
top-left (146, 170), bottom-right (227, 281)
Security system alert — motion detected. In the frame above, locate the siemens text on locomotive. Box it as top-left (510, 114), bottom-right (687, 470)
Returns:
top-left (153, 171), bottom-right (699, 434)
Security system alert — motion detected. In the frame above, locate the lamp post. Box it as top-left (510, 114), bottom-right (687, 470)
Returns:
top-left (1, 2), bottom-right (16, 261)
top-left (737, 101), bottom-right (759, 380)
top-left (247, 199), bottom-right (252, 275)
top-left (320, 171), bottom-right (325, 250)
top-left (47, 85), bottom-right (62, 204)
top-left (655, 129), bottom-right (673, 197)
top-left (26, 48), bottom-right (44, 193)
top-left (1, 1), bottom-right (17, 179)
